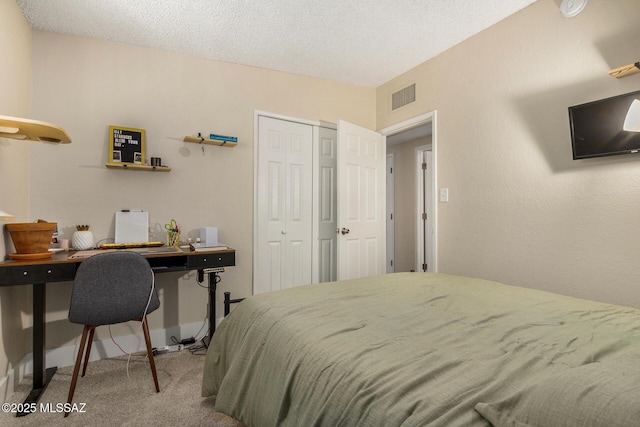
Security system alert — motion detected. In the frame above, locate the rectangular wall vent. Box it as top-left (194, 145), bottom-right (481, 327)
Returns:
top-left (391, 84), bottom-right (416, 110)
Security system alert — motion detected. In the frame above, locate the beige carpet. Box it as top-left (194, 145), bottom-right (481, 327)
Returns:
top-left (1, 349), bottom-right (244, 427)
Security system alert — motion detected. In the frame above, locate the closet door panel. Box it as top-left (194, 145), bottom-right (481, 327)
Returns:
top-left (256, 116), bottom-right (313, 294)
top-left (315, 126), bottom-right (338, 284)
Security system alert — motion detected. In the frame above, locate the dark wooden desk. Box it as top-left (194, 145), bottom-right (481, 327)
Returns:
top-left (0, 247), bottom-right (235, 416)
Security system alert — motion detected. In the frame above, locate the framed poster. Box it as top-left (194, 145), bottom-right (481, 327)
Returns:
top-left (109, 125), bottom-right (145, 164)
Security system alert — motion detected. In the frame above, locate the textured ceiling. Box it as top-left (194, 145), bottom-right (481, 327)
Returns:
top-left (16, 0), bottom-right (538, 87)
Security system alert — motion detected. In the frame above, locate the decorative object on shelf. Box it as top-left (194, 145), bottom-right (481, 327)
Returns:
top-left (72, 225), bottom-right (95, 250)
top-left (0, 115), bottom-right (72, 143)
top-left (609, 62), bottom-right (640, 79)
top-left (108, 125), bottom-right (145, 165)
top-left (5, 220), bottom-right (57, 260)
top-left (183, 132), bottom-right (237, 147)
top-left (209, 133), bottom-right (238, 143)
top-left (0, 209), bottom-right (15, 221)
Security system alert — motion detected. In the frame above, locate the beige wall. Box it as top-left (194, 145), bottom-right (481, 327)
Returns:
top-left (378, 0), bottom-right (640, 307)
top-left (27, 32), bottom-right (375, 348)
top-left (4, 0), bottom-right (640, 390)
top-left (0, 0), bottom-right (32, 397)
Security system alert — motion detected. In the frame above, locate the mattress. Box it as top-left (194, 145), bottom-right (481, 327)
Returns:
top-left (202, 272), bottom-right (640, 426)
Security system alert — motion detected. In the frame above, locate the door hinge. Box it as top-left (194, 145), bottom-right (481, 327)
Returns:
top-left (422, 263), bottom-right (428, 271)
top-left (390, 213), bottom-right (393, 220)
top-left (422, 212), bottom-right (427, 220)
top-left (422, 162), bottom-right (427, 170)
top-left (390, 260), bottom-right (393, 266)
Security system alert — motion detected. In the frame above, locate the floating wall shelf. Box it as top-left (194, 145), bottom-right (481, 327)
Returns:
top-left (183, 135), bottom-right (237, 147)
top-left (0, 115), bottom-right (72, 143)
top-left (609, 62), bottom-right (640, 79)
top-left (105, 163), bottom-right (171, 172)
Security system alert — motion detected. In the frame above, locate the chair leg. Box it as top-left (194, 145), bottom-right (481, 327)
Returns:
top-left (141, 316), bottom-right (160, 392)
top-left (65, 325), bottom-right (91, 417)
top-left (81, 327), bottom-right (96, 377)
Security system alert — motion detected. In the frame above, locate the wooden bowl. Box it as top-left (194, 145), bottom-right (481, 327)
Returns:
top-left (5, 222), bottom-right (57, 254)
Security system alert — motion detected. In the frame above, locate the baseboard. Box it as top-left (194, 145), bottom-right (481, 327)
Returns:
top-left (0, 365), bottom-right (16, 404)
top-left (0, 351), bottom-right (34, 402)
top-left (0, 320), bottom-right (210, 397)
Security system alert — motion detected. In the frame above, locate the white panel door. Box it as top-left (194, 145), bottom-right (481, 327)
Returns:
top-left (316, 126), bottom-right (337, 283)
top-left (256, 116), bottom-right (313, 294)
top-left (337, 120), bottom-right (386, 280)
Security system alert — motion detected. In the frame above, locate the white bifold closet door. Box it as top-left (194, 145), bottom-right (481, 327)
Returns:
top-left (255, 115), bottom-right (386, 295)
top-left (255, 116), bottom-right (313, 294)
top-left (315, 125), bottom-right (338, 284)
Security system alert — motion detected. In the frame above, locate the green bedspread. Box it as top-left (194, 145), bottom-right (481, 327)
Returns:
top-left (202, 273), bottom-right (640, 426)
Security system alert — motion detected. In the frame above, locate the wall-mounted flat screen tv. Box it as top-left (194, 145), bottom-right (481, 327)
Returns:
top-left (569, 89), bottom-right (640, 160)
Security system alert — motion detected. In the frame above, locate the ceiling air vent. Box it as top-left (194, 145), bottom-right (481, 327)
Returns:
top-left (391, 84), bottom-right (416, 110)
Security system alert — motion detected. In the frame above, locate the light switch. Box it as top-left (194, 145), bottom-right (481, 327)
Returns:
top-left (439, 188), bottom-right (449, 203)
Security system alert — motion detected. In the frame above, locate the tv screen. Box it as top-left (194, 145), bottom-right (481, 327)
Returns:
top-left (569, 89), bottom-right (640, 159)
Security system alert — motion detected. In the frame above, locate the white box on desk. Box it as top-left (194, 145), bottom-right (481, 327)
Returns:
top-left (200, 227), bottom-right (218, 247)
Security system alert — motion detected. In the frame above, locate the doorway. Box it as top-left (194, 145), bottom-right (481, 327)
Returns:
top-left (380, 112), bottom-right (437, 273)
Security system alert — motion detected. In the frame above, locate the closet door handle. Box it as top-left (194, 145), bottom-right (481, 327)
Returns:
top-left (340, 228), bottom-right (350, 235)
top-left (281, 230), bottom-right (287, 235)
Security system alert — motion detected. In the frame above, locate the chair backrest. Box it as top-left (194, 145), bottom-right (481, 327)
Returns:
top-left (69, 251), bottom-right (160, 326)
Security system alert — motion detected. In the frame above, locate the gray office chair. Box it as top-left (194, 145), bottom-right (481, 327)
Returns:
top-left (65, 251), bottom-right (160, 416)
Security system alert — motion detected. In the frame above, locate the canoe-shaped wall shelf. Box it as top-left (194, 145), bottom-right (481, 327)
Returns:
top-left (0, 115), bottom-right (72, 143)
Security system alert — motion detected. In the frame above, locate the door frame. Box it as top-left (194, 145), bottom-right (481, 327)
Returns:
top-left (378, 111), bottom-right (438, 272)
top-left (386, 153), bottom-right (394, 273)
top-left (415, 144), bottom-right (433, 272)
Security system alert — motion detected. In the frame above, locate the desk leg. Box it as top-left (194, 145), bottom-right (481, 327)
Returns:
top-left (200, 270), bottom-right (218, 348)
top-left (18, 282), bottom-right (56, 417)
top-left (208, 272), bottom-right (217, 340)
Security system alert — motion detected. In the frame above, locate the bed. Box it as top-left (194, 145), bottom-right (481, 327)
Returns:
top-left (202, 272), bottom-right (640, 426)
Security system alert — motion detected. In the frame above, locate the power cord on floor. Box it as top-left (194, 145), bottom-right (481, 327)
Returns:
top-left (171, 335), bottom-right (196, 345)
top-left (188, 318), bottom-right (210, 354)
